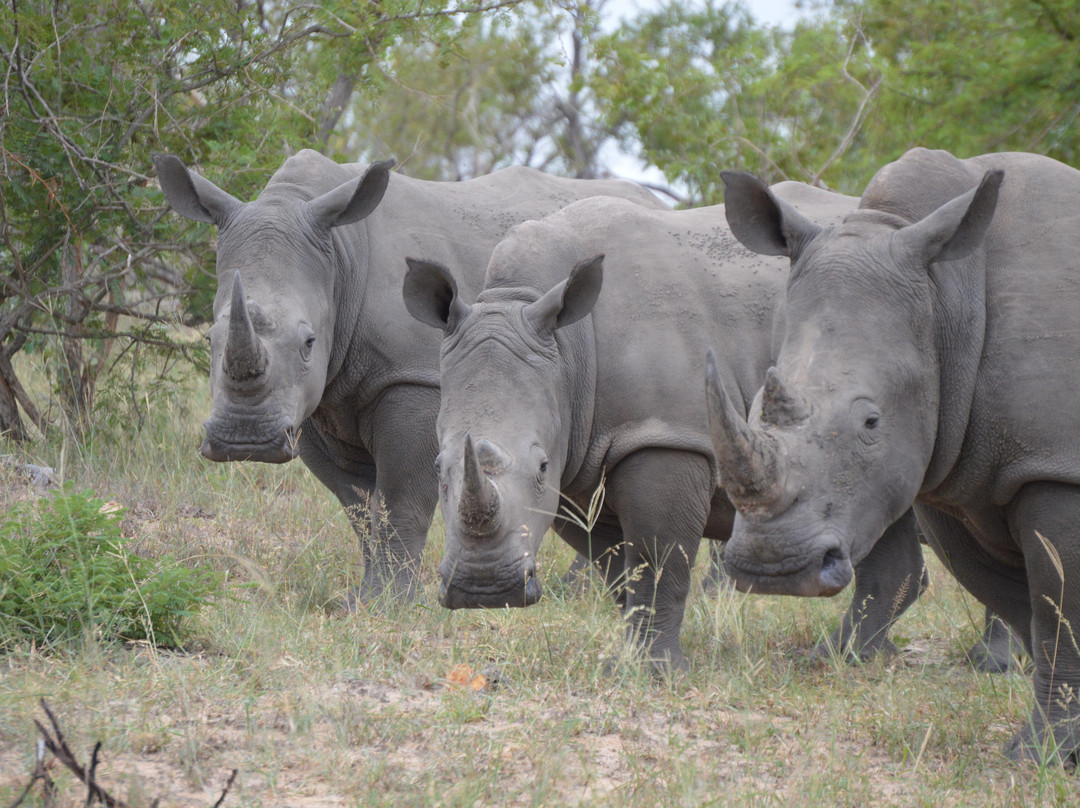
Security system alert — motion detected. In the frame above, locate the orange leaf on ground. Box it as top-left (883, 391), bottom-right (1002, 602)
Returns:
top-left (446, 664), bottom-right (474, 687)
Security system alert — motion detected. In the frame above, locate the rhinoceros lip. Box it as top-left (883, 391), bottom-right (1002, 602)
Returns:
top-left (724, 545), bottom-right (853, 598)
top-left (438, 563), bottom-right (541, 609)
top-left (201, 418), bottom-right (298, 463)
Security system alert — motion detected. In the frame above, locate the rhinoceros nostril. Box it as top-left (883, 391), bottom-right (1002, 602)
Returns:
top-left (821, 547), bottom-right (844, 571)
top-left (818, 545), bottom-right (853, 595)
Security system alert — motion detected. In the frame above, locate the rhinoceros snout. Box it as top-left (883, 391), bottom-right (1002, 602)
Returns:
top-left (438, 560), bottom-right (541, 609)
top-left (200, 419), bottom-right (299, 464)
top-left (818, 545), bottom-right (853, 596)
top-left (724, 534), bottom-right (854, 597)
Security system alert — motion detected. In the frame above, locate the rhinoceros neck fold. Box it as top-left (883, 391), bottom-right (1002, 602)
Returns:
top-left (920, 249), bottom-right (987, 495)
top-left (556, 317), bottom-right (597, 493)
top-left (322, 217), bottom-right (371, 392)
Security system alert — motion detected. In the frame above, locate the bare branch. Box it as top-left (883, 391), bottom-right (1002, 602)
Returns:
top-left (34, 700), bottom-right (130, 808)
top-left (14, 701), bottom-right (237, 807)
top-left (380, 0), bottom-right (530, 23)
top-left (809, 26), bottom-right (881, 187)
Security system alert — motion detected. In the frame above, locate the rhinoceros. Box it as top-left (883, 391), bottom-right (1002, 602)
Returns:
top-left (153, 149), bottom-right (667, 602)
top-left (402, 185), bottom-right (938, 669)
top-left (711, 148), bottom-right (1080, 762)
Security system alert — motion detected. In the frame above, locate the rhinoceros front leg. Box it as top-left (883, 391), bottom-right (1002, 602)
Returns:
top-left (607, 448), bottom-right (713, 672)
top-left (1006, 481), bottom-right (1080, 767)
top-left (294, 425), bottom-right (386, 598)
top-left (356, 383), bottom-right (441, 603)
top-left (553, 517), bottom-right (627, 601)
top-left (915, 505), bottom-right (1068, 763)
top-left (812, 507), bottom-right (927, 662)
top-left (965, 606), bottom-right (1023, 673)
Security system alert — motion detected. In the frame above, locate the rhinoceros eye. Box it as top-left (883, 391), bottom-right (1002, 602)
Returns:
top-left (864, 415), bottom-right (879, 430)
top-left (298, 325), bottom-right (316, 360)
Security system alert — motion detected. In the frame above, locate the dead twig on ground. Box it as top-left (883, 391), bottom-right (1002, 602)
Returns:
top-left (6, 700), bottom-right (238, 808)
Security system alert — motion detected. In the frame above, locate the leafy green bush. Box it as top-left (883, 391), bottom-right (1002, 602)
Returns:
top-left (0, 487), bottom-right (221, 650)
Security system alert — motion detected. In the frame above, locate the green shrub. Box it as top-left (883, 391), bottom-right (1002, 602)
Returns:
top-left (0, 486), bottom-right (221, 650)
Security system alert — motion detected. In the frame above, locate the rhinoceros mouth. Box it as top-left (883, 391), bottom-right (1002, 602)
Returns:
top-left (439, 576), bottom-right (542, 609)
top-left (723, 542), bottom-right (853, 597)
top-left (201, 416), bottom-right (298, 464)
top-left (438, 559), bottom-right (541, 609)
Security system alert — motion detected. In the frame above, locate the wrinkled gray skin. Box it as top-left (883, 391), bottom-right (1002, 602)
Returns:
top-left (713, 148), bottom-right (1080, 763)
top-left (403, 186), bottom-right (933, 669)
top-left (154, 150), bottom-right (665, 602)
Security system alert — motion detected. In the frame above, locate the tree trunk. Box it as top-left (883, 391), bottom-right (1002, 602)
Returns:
top-left (317, 73), bottom-right (357, 152)
top-left (60, 239), bottom-right (91, 434)
top-left (0, 360), bottom-right (27, 442)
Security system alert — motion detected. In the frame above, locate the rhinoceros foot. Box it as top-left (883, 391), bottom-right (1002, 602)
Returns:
top-left (809, 631), bottom-right (899, 666)
top-left (1005, 711), bottom-right (1080, 770)
top-left (965, 614), bottom-right (1023, 674)
top-left (344, 566), bottom-right (421, 612)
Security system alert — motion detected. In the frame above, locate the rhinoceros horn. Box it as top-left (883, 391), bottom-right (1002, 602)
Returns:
top-left (705, 350), bottom-right (783, 507)
top-left (222, 271), bottom-right (268, 381)
top-left (761, 366), bottom-right (808, 427)
top-left (460, 433), bottom-right (501, 535)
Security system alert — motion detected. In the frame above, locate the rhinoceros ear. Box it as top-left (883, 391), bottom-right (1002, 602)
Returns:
top-left (721, 171), bottom-right (821, 258)
top-left (403, 257), bottom-right (471, 331)
top-left (307, 159), bottom-right (395, 228)
top-left (153, 153), bottom-right (242, 226)
top-left (524, 254), bottom-right (604, 334)
top-left (895, 170), bottom-right (1003, 264)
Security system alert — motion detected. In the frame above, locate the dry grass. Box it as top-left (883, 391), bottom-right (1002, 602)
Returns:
top-left (0, 379), bottom-right (1077, 806)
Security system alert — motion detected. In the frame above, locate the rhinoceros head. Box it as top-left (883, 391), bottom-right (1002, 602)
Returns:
top-left (153, 154), bottom-right (391, 463)
top-left (403, 254), bottom-right (604, 608)
top-left (708, 168), bottom-right (1002, 597)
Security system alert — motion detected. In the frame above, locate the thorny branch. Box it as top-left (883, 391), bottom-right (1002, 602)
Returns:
top-left (6, 700), bottom-right (237, 808)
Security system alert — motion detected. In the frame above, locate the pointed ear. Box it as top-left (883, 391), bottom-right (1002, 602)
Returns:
top-left (153, 153), bottom-right (242, 225)
top-left (403, 257), bottom-right (470, 331)
top-left (721, 171), bottom-right (821, 258)
top-left (307, 159), bottom-right (395, 228)
top-left (895, 170), bottom-right (1003, 264)
top-left (524, 254), bottom-right (604, 334)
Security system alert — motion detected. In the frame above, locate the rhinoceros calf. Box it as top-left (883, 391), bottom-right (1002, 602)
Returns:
top-left (403, 186), bottom-right (934, 669)
top-left (154, 150), bottom-right (666, 602)
top-left (713, 148), bottom-right (1080, 763)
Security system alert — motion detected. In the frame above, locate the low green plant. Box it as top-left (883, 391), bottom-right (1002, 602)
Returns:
top-left (0, 486), bottom-right (222, 650)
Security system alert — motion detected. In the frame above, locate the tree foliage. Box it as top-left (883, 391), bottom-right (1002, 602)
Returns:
top-left (3, 0), bottom-right (1077, 442)
top-left (0, 0), bottom-right (526, 440)
top-left (848, 0), bottom-right (1080, 167)
top-left (345, 1), bottom-right (615, 180)
top-left (347, 11), bottom-right (562, 180)
top-left (593, 0), bottom-right (1080, 202)
top-left (591, 1), bottom-right (882, 203)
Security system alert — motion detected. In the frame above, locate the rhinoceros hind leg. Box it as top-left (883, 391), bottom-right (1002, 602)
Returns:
top-left (1004, 481), bottom-right (1080, 767)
